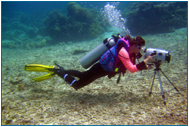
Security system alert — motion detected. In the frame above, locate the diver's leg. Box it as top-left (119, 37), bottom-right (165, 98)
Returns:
top-left (71, 63), bottom-right (109, 90)
top-left (64, 70), bottom-right (83, 78)
top-left (55, 69), bottom-right (77, 87)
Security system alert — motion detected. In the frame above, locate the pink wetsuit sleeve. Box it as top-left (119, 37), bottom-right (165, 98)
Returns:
top-left (118, 47), bottom-right (139, 73)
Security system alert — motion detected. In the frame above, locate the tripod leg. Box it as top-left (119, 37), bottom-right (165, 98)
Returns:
top-left (157, 71), bottom-right (166, 105)
top-left (160, 70), bottom-right (182, 95)
top-left (149, 71), bottom-right (156, 96)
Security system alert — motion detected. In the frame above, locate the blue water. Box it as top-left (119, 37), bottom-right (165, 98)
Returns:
top-left (2, 1), bottom-right (131, 16)
top-left (2, 1), bottom-right (125, 20)
top-left (2, 1), bottom-right (70, 17)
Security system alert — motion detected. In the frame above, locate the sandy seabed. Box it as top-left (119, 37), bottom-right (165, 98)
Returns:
top-left (2, 28), bottom-right (187, 125)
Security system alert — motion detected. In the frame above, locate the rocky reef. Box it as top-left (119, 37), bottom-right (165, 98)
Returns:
top-left (121, 2), bottom-right (187, 35)
top-left (40, 2), bottom-right (106, 43)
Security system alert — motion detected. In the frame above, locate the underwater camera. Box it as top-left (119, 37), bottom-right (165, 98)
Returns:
top-left (144, 48), bottom-right (171, 63)
top-left (144, 48), bottom-right (183, 105)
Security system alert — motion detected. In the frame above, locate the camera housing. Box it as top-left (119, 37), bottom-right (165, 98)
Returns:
top-left (144, 48), bottom-right (171, 63)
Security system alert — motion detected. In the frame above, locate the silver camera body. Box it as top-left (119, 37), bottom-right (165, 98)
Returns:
top-left (144, 48), bottom-right (171, 63)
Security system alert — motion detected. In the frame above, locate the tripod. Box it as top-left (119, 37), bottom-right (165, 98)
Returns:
top-left (149, 62), bottom-right (182, 105)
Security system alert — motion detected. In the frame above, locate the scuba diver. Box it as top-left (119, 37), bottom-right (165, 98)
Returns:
top-left (25, 34), bottom-right (155, 90)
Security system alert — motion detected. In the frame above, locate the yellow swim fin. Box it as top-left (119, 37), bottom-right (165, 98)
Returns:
top-left (25, 64), bottom-right (56, 72)
top-left (33, 72), bottom-right (56, 81)
top-left (25, 64), bottom-right (60, 81)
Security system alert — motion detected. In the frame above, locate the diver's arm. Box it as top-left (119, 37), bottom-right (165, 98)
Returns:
top-left (118, 47), bottom-right (147, 73)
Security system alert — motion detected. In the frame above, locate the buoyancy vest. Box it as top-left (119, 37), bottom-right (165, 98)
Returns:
top-left (99, 37), bottom-right (130, 72)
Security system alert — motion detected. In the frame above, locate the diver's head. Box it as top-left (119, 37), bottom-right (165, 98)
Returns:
top-left (124, 35), bottom-right (145, 54)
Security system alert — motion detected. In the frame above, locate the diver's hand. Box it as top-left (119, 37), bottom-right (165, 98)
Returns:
top-left (144, 54), bottom-right (156, 64)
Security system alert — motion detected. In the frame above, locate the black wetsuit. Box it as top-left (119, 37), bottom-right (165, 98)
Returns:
top-left (56, 53), bottom-right (146, 90)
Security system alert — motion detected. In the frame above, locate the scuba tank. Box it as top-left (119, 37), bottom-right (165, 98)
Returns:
top-left (79, 34), bottom-right (121, 69)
